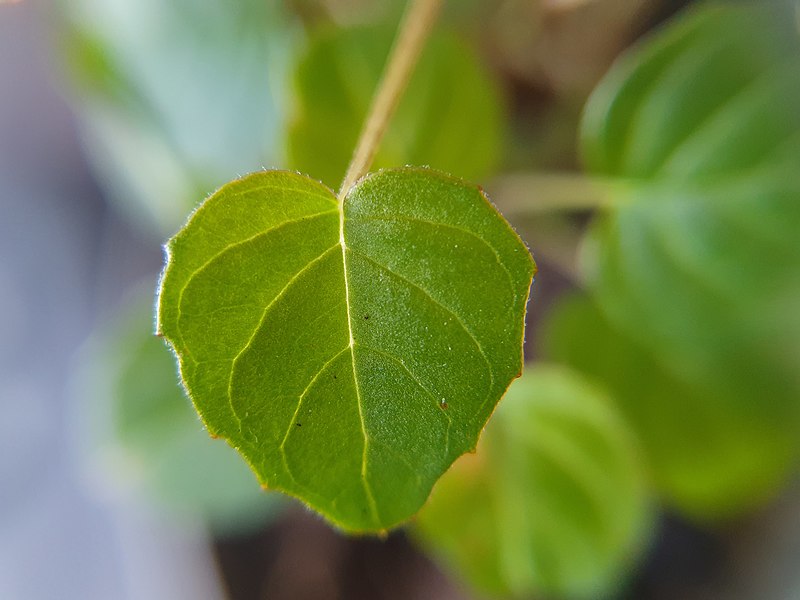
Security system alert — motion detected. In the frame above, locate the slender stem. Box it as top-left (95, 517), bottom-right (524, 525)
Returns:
top-left (337, 0), bottom-right (443, 201)
top-left (487, 172), bottom-right (628, 282)
top-left (487, 172), bottom-right (624, 217)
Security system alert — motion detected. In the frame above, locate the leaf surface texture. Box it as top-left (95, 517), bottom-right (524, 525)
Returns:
top-left (158, 168), bottom-right (534, 531)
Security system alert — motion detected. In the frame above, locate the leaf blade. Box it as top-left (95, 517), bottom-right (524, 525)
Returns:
top-left (158, 167), bottom-right (534, 532)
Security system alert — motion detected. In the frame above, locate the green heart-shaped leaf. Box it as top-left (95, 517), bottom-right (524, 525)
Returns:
top-left (157, 167), bottom-right (534, 532)
top-left (415, 366), bottom-right (651, 599)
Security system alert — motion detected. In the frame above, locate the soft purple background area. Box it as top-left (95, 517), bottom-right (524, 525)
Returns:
top-left (0, 4), bottom-right (221, 598)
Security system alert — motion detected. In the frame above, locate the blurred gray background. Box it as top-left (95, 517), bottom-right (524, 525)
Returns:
top-left (0, 3), bottom-right (223, 598)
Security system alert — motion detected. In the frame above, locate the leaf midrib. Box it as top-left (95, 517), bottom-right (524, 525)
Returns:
top-left (349, 246), bottom-right (495, 419)
top-left (339, 195), bottom-right (381, 527)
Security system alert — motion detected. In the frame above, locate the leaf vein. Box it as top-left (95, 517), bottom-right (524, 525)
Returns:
top-left (356, 214), bottom-right (516, 296)
top-left (357, 343), bottom-right (452, 421)
top-left (226, 243), bottom-right (340, 433)
top-left (358, 342), bottom-right (452, 464)
top-left (341, 205), bottom-right (381, 527)
top-left (278, 345), bottom-right (351, 484)
top-left (348, 247), bottom-right (495, 392)
top-left (175, 209), bottom-right (338, 358)
top-left (229, 182), bottom-right (336, 205)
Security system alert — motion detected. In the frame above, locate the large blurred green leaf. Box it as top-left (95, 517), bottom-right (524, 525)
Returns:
top-left (542, 294), bottom-right (798, 519)
top-left (579, 3), bottom-right (800, 437)
top-left (157, 168), bottom-right (534, 532)
top-left (287, 26), bottom-right (504, 188)
top-left (581, 2), bottom-right (800, 368)
top-left (60, 0), bottom-right (293, 235)
top-left (77, 291), bottom-right (282, 532)
top-left (415, 365), bottom-right (651, 599)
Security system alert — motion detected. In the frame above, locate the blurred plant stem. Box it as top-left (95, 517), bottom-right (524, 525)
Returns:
top-left (489, 172), bottom-right (623, 216)
top-left (489, 172), bottom-right (625, 281)
top-left (338, 0), bottom-right (443, 199)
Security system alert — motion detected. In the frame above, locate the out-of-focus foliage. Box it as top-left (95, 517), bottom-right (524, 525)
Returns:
top-left (288, 26), bottom-right (504, 188)
top-left (571, 1), bottom-right (800, 516)
top-left (415, 366), bottom-right (651, 599)
top-left (542, 294), bottom-right (797, 519)
top-left (291, 0), bottom-right (483, 29)
top-left (60, 0), bottom-right (294, 235)
top-left (55, 0), bottom-right (800, 596)
top-left (580, 2), bottom-right (800, 397)
top-left (75, 290), bottom-right (283, 532)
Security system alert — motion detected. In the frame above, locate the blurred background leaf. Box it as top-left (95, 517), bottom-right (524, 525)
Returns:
top-left (579, 2), bottom-right (800, 399)
top-left (541, 294), bottom-right (798, 520)
top-left (566, 1), bottom-right (800, 517)
top-left (287, 25), bottom-right (505, 188)
top-left (415, 365), bottom-right (652, 599)
top-left (59, 0), bottom-right (295, 236)
top-left (74, 287), bottom-right (283, 533)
